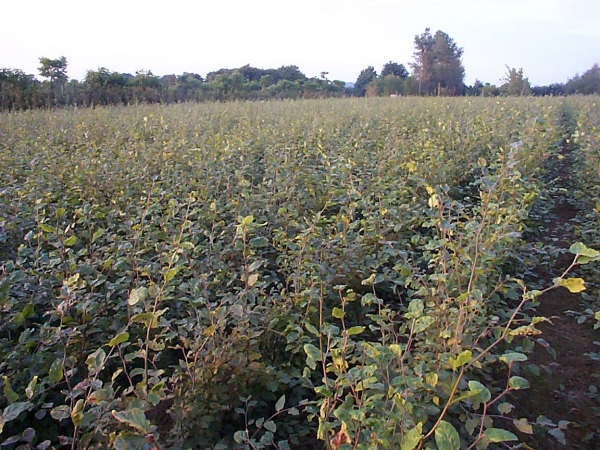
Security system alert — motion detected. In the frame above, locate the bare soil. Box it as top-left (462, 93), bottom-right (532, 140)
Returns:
top-left (511, 150), bottom-right (600, 448)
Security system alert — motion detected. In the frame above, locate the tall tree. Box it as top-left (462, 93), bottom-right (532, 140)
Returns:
top-left (38, 56), bottom-right (68, 105)
top-left (381, 61), bottom-right (408, 79)
top-left (411, 29), bottom-right (464, 95)
top-left (354, 66), bottom-right (377, 96)
top-left (38, 56), bottom-right (68, 85)
top-left (501, 66), bottom-right (531, 96)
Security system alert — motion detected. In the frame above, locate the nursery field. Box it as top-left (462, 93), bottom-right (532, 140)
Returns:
top-left (0, 97), bottom-right (599, 449)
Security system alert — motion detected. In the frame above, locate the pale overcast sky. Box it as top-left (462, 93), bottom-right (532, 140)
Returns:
top-left (1, 0), bottom-right (598, 86)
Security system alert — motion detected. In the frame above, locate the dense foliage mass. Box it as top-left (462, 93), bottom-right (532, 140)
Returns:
top-left (0, 97), bottom-right (599, 449)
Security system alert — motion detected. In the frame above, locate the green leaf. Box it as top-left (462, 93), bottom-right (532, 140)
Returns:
top-left (548, 428), bottom-right (566, 445)
top-left (414, 315), bottom-right (434, 333)
top-left (361, 293), bottom-right (379, 306)
top-left (109, 332), bottom-right (130, 347)
top-left (1, 402), bottom-right (33, 433)
top-left (569, 242), bottom-right (599, 258)
top-left (509, 376), bottom-right (529, 390)
top-left (303, 344), bottom-right (321, 362)
top-left (497, 402), bottom-right (514, 415)
top-left (2, 401), bottom-right (33, 422)
top-left (401, 422), bottom-right (423, 450)
top-left (499, 352), bottom-right (527, 365)
top-left (3, 376), bottom-right (18, 403)
top-left (484, 428), bottom-right (518, 442)
top-left (181, 241), bottom-right (194, 250)
top-left (233, 430), bottom-right (246, 444)
top-left (63, 235), bottom-right (77, 246)
top-left (127, 287), bottom-right (148, 306)
top-left (91, 228), bottom-right (105, 243)
top-left (347, 326), bottom-right (365, 336)
top-left (264, 420), bottom-right (276, 433)
top-left (71, 399), bottom-right (84, 426)
top-left (48, 359), bottom-right (64, 383)
top-left (305, 322), bottom-right (319, 336)
top-left (86, 348), bottom-right (106, 374)
top-left (132, 312), bottom-right (158, 328)
top-left (164, 266), bottom-right (182, 283)
top-left (314, 385), bottom-right (332, 397)
top-left (513, 418), bottom-right (533, 434)
top-left (25, 376), bottom-right (38, 399)
top-left (524, 290), bottom-right (542, 300)
top-left (240, 215), bottom-right (254, 226)
top-left (249, 236), bottom-right (268, 247)
top-left (332, 307), bottom-right (344, 319)
top-left (468, 380), bottom-right (491, 402)
top-left (112, 408), bottom-right (151, 433)
top-left (435, 420), bottom-right (460, 450)
top-left (50, 405), bottom-right (70, 421)
top-left (275, 394), bottom-right (285, 412)
top-left (405, 298), bottom-right (424, 319)
top-left (450, 350), bottom-right (472, 371)
top-left (55, 207), bottom-right (66, 219)
top-left (40, 223), bottom-right (54, 234)
top-left (114, 434), bottom-right (149, 450)
top-left (556, 277), bottom-right (585, 293)
top-left (0, 278), bottom-right (8, 305)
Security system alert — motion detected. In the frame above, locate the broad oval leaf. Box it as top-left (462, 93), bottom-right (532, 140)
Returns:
top-left (400, 422), bottom-right (422, 450)
top-left (275, 394), bottom-right (285, 412)
top-left (127, 287), bottom-right (148, 306)
top-left (468, 380), bottom-right (491, 402)
top-left (109, 332), bottom-right (130, 347)
top-left (435, 420), bottom-right (460, 450)
top-left (509, 376), bottom-right (529, 390)
top-left (111, 408), bottom-right (151, 433)
top-left (484, 428), bottom-right (518, 443)
top-left (556, 277), bottom-right (585, 293)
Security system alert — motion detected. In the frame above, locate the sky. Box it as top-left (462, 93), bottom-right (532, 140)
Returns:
top-left (1, 0), bottom-right (599, 86)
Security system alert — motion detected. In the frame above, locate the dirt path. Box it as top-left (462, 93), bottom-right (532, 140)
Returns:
top-left (511, 115), bottom-right (600, 449)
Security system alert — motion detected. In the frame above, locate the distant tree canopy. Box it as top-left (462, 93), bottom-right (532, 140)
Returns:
top-left (381, 61), bottom-right (408, 79)
top-left (565, 64), bottom-right (600, 95)
top-left (411, 28), bottom-right (465, 96)
top-left (354, 66), bottom-right (377, 96)
top-left (1, 48), bottom-right (600, 110)
top-left (0, 59), bottom-right (346, 110)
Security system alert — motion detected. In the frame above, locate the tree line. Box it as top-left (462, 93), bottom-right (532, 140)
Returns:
top-left (0, 61), bottom-right (346, 111)
top-left (1, 28), bottom-right (599, 111)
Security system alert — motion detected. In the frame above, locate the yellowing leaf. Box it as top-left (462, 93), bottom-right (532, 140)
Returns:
top-left (63, 235), bottom-right (77, 246)
top-left (513, 418), bottom-right (533, 434)
top-left (401, 422), bottom-right (423, 450)
top-left (247, 273), bottom-right (259, 287)
top-left (128, 287), bottom-right (148, 306)
top-left (426, 372), bottom-right (438, 387)
top-left (332, 307), bottom-right (344, 319)
top-left (428, 194), bottom-right (439, 208)
top-left (557, 277), bottom-right (585, 293)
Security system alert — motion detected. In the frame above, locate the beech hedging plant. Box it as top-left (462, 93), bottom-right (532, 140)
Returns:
top-left (0, 97), bottom-right (598, 448)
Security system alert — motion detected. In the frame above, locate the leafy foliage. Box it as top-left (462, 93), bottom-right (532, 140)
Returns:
top-left (0, 97), bottom-right (598, 448)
